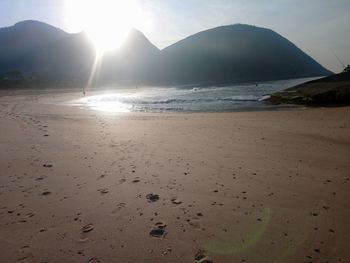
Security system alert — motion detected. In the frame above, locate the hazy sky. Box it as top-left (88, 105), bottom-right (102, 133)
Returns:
top-left (0, 0), bottom-right (349, 72)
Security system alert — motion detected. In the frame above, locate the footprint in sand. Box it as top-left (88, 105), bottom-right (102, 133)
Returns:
top-left (171, 198), bottom-right (182, 205)
top-left (187, 217), bottom-right (202, 230)
top-left (19, 214), bottom-right (34, 223)
top-left (16, 246), bottom-right (34, 262)
top-left (87, 258), bottom-right (101, 263)
top-left (42, 164), bottom-right (53, 168)
top-left (117, 202), bottom-right (126, 209)
top-left (41, 191), bottom-right (52, 196)
top-left (98, 188), bottom-right (109, 194)
top-left (97, 174), bottom-right (106, 180)
top-left (79, 224), bottom-right (95, 241)
top-left (111, 203), bottom-right (127, 214)
top-left (35, 175), bottom-right (47, 181)
top-left (81, 224), bottom-right (94, 233)
top-left (195, 249), bottom-right (213, 263)
top-left (117, 178), bottom-right (126, 185)
top-left (149, 222), bottom-right (167, 238)
top-left (146, 193), bottom-right (159, 203)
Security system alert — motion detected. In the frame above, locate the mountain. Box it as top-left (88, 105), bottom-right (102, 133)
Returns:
top-left (0, 21), bottom-right (160, 86)
top-left (157, 24), bottom-right (332, 85)
top-left (0, 20), bottom-right (68, 74)
top-left (27, 32), bottom-right (95, 81)
top-left (99, 29), bottom-right (160, 85)
top-left (0, 21), bottom-right (332, 88)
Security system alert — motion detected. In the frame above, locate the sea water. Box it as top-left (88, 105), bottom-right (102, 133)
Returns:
top-left (71, 77), bottom-right (320, 113)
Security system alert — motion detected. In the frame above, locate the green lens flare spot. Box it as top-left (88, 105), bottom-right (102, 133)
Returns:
top-left (206, 207), bottom-right (271, 255)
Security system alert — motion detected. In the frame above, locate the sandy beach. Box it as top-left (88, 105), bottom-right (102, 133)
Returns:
top-left (0, 91), bottom-right (349, 263)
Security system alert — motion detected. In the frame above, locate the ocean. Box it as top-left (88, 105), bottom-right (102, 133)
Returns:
top-left (70, 77), bottom-right (320, 113)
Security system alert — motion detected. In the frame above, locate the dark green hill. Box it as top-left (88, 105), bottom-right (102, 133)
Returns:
top-left (157, 24), bottom-right (332, 85)
top-left (0, 21), bottom-right (332, 88)
top-left (99, 28), bottom-right (160, 85)
top-left (0, 20), bottom-right (68, 74)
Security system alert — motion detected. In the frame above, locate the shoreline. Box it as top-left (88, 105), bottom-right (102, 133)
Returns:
top-left (2, 89), bottom-right (307, 114)
top-left (0, 91), bottom-right (349, 262)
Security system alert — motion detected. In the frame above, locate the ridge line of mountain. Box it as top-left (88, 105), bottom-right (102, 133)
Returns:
top-left (0, 20), bottom-right (332, 88)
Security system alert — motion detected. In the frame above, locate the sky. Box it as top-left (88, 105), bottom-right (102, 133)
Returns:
top-left (0, 0), bottom-right (349, 72)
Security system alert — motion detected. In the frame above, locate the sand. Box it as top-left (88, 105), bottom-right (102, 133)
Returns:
top-left (0, 91), bottom-right (349, 263)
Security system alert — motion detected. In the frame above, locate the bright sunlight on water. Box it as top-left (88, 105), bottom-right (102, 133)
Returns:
top-left (68, 77), bottom-right (320, 113)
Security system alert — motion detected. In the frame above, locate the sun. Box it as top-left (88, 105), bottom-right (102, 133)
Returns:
top-left (65, 0), bottom-right (151, 56)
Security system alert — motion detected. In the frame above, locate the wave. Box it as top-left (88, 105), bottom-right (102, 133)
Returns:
top-left (123, 95), bottom-right (259, 105)
top-left (67, 77), bottom-right (313, 113)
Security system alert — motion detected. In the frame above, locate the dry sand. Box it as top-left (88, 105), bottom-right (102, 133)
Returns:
top-left (0, 91), bottom-right (349, 263)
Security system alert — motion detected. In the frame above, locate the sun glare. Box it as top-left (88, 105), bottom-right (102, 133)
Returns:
top-left (65, 0), bottom-right (152, 56)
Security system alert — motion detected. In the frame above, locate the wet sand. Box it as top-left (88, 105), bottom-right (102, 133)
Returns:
top-left (0, 91), bottom-right (349, 263)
